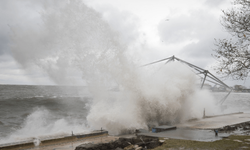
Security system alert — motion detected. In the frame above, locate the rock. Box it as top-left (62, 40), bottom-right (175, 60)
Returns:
top-left (244, 126), bottom-right (249, 130)
top-left (75, 143), bottom-right (97, 150)
top-left (233, 139), bottom-right (243, 142)
top-left (124, 144), bottom-right (134, 150)
top-left (148, 141), bottom-right (161, 149)
top-left (231, 126), bottom-right (236, 130)
top-left (75, 136), bottom-right (159, 150)
top-left (240, 146), bottom-right (249, 149)
top-left (159, 140), bottom-right (165, 143)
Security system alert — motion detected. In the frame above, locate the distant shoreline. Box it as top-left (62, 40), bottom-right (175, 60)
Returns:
top-left (0, 84), bottom-right (87, 87)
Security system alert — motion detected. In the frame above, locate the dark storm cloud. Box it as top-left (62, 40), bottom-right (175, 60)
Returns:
top-left (157, 9), bottom-right (228, 68)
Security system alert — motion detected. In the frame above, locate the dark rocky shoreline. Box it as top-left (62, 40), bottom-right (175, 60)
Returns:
top-left (75, 136), bottom-right (162, 150)
top-left (75, 121), bottom-right (250, 150)
top-left (219, 122), bottom-right (250, 134)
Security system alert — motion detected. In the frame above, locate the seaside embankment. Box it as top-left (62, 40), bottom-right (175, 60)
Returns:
top-left (2, 112), bottom-right (250, 149)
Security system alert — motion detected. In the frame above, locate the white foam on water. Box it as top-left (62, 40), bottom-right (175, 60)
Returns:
top-left (33, 138), bottom-right (40, 146)
top-left (0, 107), bottom-right (89, 144)
top-left (5, 0), bottom-right (220, 143)
top-left (86, 62), bottom-right (219, 134)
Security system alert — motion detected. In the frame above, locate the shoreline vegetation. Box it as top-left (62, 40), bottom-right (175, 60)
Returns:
top-left (153, 135), bottom-right (250, 150)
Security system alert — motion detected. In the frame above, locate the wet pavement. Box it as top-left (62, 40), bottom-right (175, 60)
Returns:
top-left (176, 113), bottom-right (250, 129)
top-left (4, 113), bottom-right (250, 149)
top-left (137, 113), bottom-right (250, 142)
top-left (138, 128), bottom-right (230, 141)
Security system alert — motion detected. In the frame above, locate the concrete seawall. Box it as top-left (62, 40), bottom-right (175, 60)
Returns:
top-left (0, 130), bottom-right (108, 150)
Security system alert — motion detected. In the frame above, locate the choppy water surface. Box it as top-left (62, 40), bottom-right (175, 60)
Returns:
top-left (213, 92), bottom-right (250, 113)
top-left (0, 85), bottom-right (91, 144)
top-left (4, 0), bottom-right (247, 146)
top-left (0, 84), bottom-right (249, 144)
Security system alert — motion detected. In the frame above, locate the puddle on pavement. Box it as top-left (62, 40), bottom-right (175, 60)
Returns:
top-left (139, 129), bottom-right (230, 142)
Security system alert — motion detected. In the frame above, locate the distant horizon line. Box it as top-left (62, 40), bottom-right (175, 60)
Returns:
top-left (0, 84), bottom-right (87, 86)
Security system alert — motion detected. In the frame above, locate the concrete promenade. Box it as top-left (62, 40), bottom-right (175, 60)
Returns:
top-left (2, 113), bottom-right (250, 149)
top-left (176, 112), bottom-right (250, 129)
top-left (138, 113), bottom-right (250, 141)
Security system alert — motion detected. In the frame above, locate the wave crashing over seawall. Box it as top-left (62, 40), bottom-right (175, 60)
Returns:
top-left (2, 0), bottom-right (218, 144)
top-left (87, 62), bottom-right (217, 135)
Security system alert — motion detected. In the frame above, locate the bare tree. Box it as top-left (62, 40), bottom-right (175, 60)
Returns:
top-left (213, 0), bottom-right (250, 80)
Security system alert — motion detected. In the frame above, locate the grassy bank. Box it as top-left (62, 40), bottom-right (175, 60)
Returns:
top-left (153, 135), bottom-right (250, 150)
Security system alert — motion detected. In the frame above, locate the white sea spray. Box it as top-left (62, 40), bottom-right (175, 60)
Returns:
top-left (4, 0), bottom-right (220, 143)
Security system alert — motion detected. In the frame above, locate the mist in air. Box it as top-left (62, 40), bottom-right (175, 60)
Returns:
top-left (5, 0), bottom-right (220, 143)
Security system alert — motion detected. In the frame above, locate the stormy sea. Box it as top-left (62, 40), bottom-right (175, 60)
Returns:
top-left (0, 84), bottom-right (250, 144)
top-left (2, 0), bottom-right (250, 146)
top-left (0, 84), bottom-right (92, 144)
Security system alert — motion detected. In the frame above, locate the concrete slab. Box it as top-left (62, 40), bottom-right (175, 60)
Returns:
top-left (117, 134), bottom-right (137, 139)
top-left (32, 136), bottom-right (118, 150)
top-left (0, 130), bottom-right (109, 150)
top-left (176, 113), bottom-right (250, 129)
top-left (135, 129), bottom-right (149, 133)
top-left (138, 129), bottom-right (229, 142)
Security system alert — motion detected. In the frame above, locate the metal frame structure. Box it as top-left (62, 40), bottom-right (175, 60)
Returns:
top-left (143, 55), bottom-right (232, 105)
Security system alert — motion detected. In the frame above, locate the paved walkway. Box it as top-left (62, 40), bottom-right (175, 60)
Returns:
top-left (176, 113), bottom-right (250, 129)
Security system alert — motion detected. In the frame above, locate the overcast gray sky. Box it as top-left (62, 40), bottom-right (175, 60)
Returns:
top-left (0, 0), bottom-right (248, 87)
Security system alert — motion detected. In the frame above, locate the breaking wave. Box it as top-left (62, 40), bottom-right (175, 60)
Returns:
top-left (5, 0), bottom-right (219, 143)
top-left (87, 62), bottom-right (218, 134)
